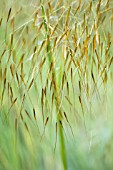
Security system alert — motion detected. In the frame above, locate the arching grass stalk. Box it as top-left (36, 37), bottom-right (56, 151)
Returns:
top-left (40, 2), bottom-right (67, 170)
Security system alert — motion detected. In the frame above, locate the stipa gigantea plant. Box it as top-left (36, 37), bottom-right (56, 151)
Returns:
top-left (1, 0), bottom-right (113, 169)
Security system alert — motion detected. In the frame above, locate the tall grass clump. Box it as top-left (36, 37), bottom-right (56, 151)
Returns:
top-left (1, 0), bottom-right (113, 169)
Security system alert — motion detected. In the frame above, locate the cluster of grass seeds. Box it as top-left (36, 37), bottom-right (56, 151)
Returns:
top-left (1, 0), bottom-right (113, 169)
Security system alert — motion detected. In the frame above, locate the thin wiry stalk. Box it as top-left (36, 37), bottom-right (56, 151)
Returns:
top-left (40, 2), bottom-right (67, 169)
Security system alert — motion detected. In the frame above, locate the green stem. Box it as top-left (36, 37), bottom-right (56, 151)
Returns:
top-left (40, 3), bottom-right (67, 170)
top-left (59, 119), bottom-right (67, 170)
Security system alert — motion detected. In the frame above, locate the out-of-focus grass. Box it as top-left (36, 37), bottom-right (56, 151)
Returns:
top-left (1, 0), bottom-right (113, 170)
